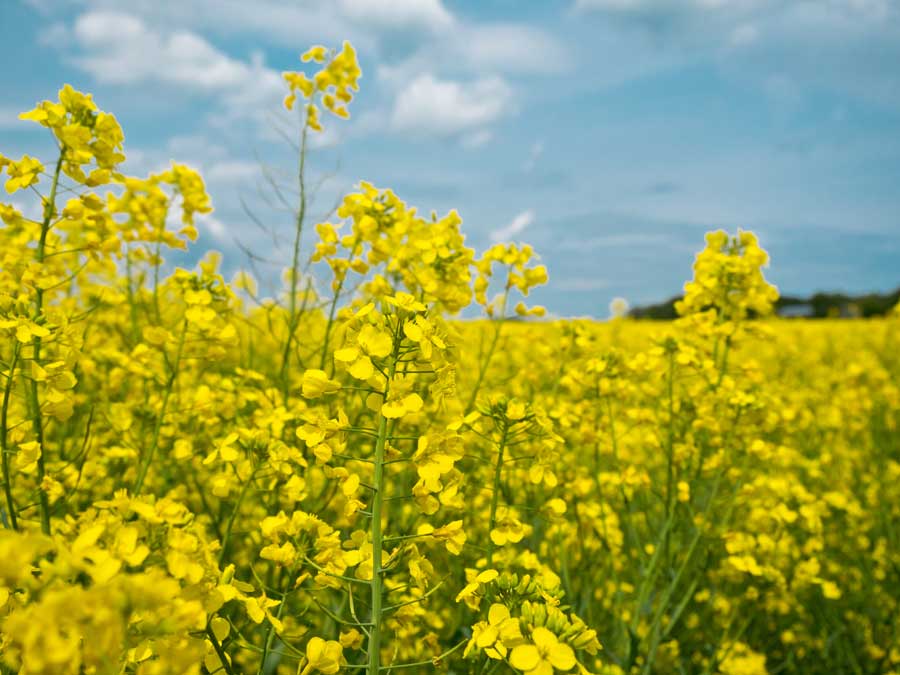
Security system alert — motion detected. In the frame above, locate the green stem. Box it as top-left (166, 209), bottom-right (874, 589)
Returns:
top-left (1, 343), bottom-right (20, 530)
top-left (486, 424), bottom-right (509, 568)
top-left (132, 318), bottom-right (187, 496)
top-left (320, 284), bottom-right (344, 372)
top-left (604, 395), bottom-right (639, 554)
top-left (715, 335), bottom-right (732, 388)
top-left (640, 469), bottom-right (728, 674)
top-left (219, 466), bottom-right (256, 566)
top-left (279, 118), bottom-right (310, 400)
top-left (206, 624), bottom-right (237, 675)
top-left (663, 349), bottom-right (676, 565)
top-left (368, 334), bottom-right (399, 674)
top-left (466, 275), bottom-right (511, 413)
top-left (125, 248), bottom-right (140, 344)
top-left (28, 148), bottom-right (64, 535)
top-left (320, 237), bottom-right (361, 372)
top-left (378, 639), bottom-right (467, 670)
top-left (628, 507), bottom-right (677, 640)
top-left (259, 575), bottom-right (291, 675)
top-left (152, 239), bottom-right (163, 324)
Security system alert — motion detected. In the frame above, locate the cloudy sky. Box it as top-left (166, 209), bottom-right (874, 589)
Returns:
top-left (2, 0), bottom-right (898, 316)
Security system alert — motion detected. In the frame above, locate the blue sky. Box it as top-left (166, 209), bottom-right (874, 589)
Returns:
top-left (1, 0), bottom-right (899, 317)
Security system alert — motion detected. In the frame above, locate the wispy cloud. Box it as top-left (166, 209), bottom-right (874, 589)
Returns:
top-left (336, 0), bottom-right (454, 32)
top-left (555, 232), bottom-right (673, 251)
top-left (0, 107), bottom-right (32, 131)
top-left (65, 11), bottom-right (283, 122)
top-left (205, 160), bottom-right (262, 184)
top-left (490, 209), bottom-right (535, 242)
top-left (570, 0), bottom-right (900, 106)
top-left (523, 141), bottom-right (545, 172)
top-left (460, 129), bottom-right (493, 149)
top-left (554, 277), bottom-right (612, 292)
top-left (197, 213), bottom-right (230, 242)
top-left (389, 73), bottom-right (513, 141)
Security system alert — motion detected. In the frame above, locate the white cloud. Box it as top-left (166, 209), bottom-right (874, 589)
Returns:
top-left (729, 22), bottom-right (759, 46)
top-left (555, 277), bottom-right (612, 292)
top-left (574, 0), bottom-right (632, 13)
top-left (572, 0), bottom-right (899, 42)
top-left (460, 129), bottom-right (493, 149)
top-left (32, 0), bottom-right (454, 51)
top-left (67, 11), bottom-right (283, 120)
top-left (336, 0), bottom-right (454, 32)
top-left (490, 209), bottom-right (534, 242)
top-left (33, 1), bottom-right (358, 47)
top-left (164, 134), bottom-right (229, 159)
top-left (722, 3), bottom-right (900, 107)
top-left (34, 0), bottom-right (567, 75)
top-left (118, 135), bottom-right (258, 198)
top-left (556, 232), bottom-right (674, 251)
top-left (206, 160), bottom-right (261, 183)
top-left (574, 0), bottom-right (770, 16)
top-left (375, 23), bottom-right (567, 84)
top-left (5, 198), bottom-right (42, 222)
top-left (390, 73), bottom-right (513, 139)
top-left (0, 107), bottom-right (30, 130)
top-left (164, 201), bottom-right (230, 243)
top-left (36, 21), bottom-right (70, 47)
top-left (363, 19), bottom-right (566, 142)
top-left (465, 25), bottom-right (568, 74)
top-left (523, 141), bottom-right (545, 172)
top-left (197, 213), bottom-right (229, 241)
top-left (570, 0), bottom-right (900, 108)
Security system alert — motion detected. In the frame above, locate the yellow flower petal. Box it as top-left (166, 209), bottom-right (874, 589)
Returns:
top-left (509, 644), bottom-right (540, 671)
top-left (549, 642), bottom-right (576, 671)
top-left (488, 603), bottom-right (509, 625)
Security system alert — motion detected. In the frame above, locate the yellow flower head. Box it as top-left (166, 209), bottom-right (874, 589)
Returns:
top-left (510, 627), bottom-right (577, 674)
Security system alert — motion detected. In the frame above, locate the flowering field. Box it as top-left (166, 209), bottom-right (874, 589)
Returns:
top-left (1, 43), bottom-right (899, 675)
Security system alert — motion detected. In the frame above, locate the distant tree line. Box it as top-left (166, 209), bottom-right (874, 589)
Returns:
top-left (629, 287), bottom-right (900, 319)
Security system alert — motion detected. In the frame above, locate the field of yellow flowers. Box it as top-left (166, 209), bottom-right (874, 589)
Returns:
top-left (1, 42), bottom-right (899, 675)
